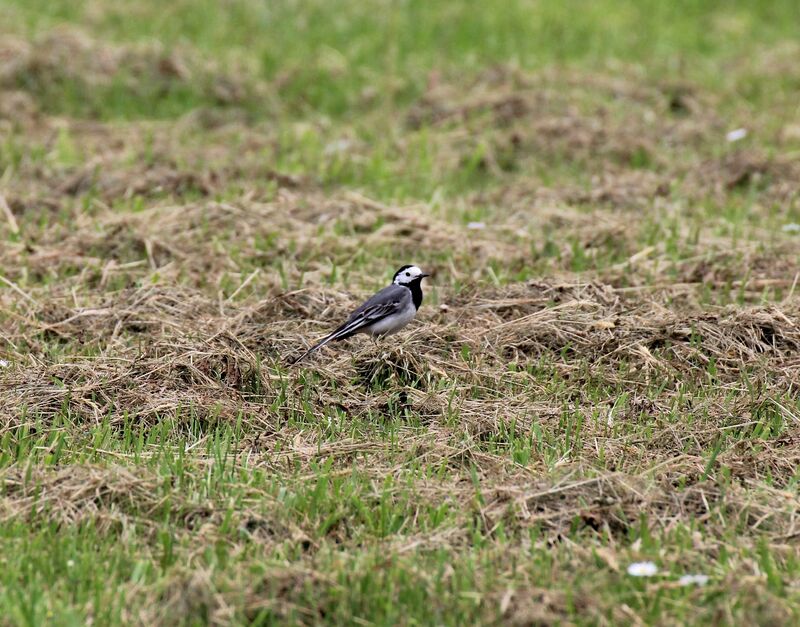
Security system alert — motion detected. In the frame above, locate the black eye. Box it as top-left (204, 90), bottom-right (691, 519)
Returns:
top-left (405, 272), bottom-right (410, 276)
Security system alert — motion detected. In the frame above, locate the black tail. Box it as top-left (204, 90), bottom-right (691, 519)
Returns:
top-left (290, 323), bottom-right (363, 365)
top-left (290, 313), bottom-right (371, 365)
top-left (290, 333), bottom-right (338, 365)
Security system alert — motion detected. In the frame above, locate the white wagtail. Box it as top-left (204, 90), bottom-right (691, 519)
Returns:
top-left (293, 265), bottom-right (430, 363)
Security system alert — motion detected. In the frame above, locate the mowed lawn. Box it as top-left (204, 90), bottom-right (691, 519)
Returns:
top-left (1, 1), bottom-right (800, 624)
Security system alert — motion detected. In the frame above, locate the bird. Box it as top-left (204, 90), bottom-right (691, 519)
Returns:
top-left (292, 265), bottom-right (430, 363)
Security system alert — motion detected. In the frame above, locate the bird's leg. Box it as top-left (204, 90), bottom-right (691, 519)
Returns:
top-left (376, 334), bottom-right (391, 361)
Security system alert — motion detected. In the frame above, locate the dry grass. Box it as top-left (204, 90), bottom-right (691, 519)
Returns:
top-left (2, 15), bottom-right (800, 625)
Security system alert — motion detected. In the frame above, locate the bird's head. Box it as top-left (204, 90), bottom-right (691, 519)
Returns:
top-left (393, 265), bottom-right (430, 285)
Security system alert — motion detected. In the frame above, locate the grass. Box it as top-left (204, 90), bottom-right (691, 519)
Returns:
top-left (1, 0), bottom-right (800, 624)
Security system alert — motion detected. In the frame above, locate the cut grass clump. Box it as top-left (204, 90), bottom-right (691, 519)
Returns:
top-left (355, 347), bottom-right (431, 392)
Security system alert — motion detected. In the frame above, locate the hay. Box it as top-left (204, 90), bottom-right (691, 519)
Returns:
top-left (1, 48), bottom-right (799, 623)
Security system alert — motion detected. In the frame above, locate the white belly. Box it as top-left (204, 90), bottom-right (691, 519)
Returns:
top-left (363, 304), bottom-right (417, 336)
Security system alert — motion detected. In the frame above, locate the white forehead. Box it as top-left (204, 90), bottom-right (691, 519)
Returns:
top-left (394, 265), bottom-right (424, 283)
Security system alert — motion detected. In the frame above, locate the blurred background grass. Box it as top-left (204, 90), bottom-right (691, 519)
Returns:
top-left (3, 0), bottom-right (799, 120)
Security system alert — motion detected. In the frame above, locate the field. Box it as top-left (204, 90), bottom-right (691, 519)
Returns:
top-left (2, 0), bottom-right (800, 624)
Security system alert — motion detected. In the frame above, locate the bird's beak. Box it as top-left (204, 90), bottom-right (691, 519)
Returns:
top-left (420, 273), bottom-right (430, 278)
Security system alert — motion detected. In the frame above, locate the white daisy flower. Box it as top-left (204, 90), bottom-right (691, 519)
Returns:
top-left (678, 574), bottom-right (709, 586)
top-left (726, 128), bottom-right (747, 142)
top-left (627, 561), bottom-right (658, 577)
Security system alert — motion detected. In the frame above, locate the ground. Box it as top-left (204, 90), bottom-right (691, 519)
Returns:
top-left (1, 1), bottom-right (800, 625)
